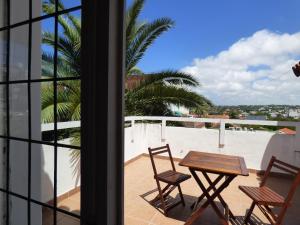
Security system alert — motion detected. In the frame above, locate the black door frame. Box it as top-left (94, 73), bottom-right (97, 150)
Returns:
top-left (81, 0), bottom-right (125, 224)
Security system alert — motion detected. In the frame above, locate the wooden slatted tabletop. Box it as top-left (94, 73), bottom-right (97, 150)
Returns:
top-left (179, 151), bottom-right (249, 176)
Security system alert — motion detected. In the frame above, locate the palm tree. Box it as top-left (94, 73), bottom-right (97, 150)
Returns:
top-left (125, 0), bottom-right (212, 115)
top-left (41, 0), bottom-right (212, 178)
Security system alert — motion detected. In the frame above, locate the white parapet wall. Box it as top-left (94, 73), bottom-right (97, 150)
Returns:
top-left (41, 139), bottom-right (80, 203)
top-left (124, 116), bottom-right (300, 171)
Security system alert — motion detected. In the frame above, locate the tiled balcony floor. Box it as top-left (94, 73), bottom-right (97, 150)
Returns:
top-left (43, 154), bottom-right (300, 225)
top-left (124, 155), bottom-right (300, 225)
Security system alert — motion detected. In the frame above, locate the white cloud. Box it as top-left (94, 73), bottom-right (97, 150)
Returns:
top-left (182, 30), bottom-right (300, 105)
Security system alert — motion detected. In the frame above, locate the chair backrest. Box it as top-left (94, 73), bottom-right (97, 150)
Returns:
top-left (260, 156), bottom-right (300, 206)
top-left (148, 144), bottom-right (176, 177)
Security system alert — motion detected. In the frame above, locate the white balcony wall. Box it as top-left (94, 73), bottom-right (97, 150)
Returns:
top-left (125, 120), bottom-right (300, 171)
top-left (41, 139), bottom-right (80, 203)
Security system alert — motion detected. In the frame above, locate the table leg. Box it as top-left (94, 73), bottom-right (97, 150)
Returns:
top-left (202, 172), bottom-right (236, 220)
top-left (185, 169), bottom-right (236, 225)
top-left (191, 174), bottom-right (224, 210)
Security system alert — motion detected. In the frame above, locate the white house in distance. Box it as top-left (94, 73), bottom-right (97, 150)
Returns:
top-left (288, 109), bottom-right (300, 119)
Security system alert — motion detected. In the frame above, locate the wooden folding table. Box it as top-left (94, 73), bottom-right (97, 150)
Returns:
top-left (179, 151), bottom-right (249, 225)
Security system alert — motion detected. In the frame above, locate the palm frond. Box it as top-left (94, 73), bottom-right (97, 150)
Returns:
top-left (126, 84), bottom-right (212, 115)
top-left (126, 0), bottom-right (145, 46)
top-left (126, 18), bottom-right (174, 73)
top-left (134, 70), bottom-right (199, 92)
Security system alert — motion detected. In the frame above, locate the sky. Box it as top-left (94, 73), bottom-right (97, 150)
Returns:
top-left (126, 0), bottom-right (300, 105)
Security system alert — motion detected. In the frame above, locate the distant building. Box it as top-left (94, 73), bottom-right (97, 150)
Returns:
top-left (288, 109), bottom-right (300, 119)
top-left (270, 112), bottom-right (278, 118)
top-left (278, 128), bottom-right (296, 135)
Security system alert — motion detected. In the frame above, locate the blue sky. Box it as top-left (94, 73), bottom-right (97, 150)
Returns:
top-left (127, 0), bottom-right (300, 105)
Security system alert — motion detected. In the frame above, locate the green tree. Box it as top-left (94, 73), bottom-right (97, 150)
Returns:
top-left (125, 0), bottom-right (212, 115)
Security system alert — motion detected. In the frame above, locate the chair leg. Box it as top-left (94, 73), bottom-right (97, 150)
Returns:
top-left (244, 201), bottom-right (255, 224)
top-left (275, 205), bottom-right (289, 225)
top-left (155, 180), bottom-right (168, 215)
top-left (177, 184), bottom-right (185, 206)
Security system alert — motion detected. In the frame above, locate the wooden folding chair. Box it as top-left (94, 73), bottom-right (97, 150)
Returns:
top-left (239, 156), bottom-right (300, 225)
top-left (148, 144), bottom-right (191, 215)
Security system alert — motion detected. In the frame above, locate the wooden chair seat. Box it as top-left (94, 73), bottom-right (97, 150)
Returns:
top-left (239, 186), bottom-right (285, 206)
top-left (155, 170), bottom-right (191, 185)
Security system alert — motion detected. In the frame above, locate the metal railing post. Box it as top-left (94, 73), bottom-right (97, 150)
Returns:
top-left (131, 119), bottom-right (135, 143)
top-left (219, 120), bottom-right (225, 148)
top-left (161, 119), bottom-right (166, 142)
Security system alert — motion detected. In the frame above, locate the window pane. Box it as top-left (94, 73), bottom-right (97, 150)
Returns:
top-left (0, 138), bottom-right (6, 190)
top-left (9, 196), bottom-right (27, 225)
top-left (32, 82), bottom-right (54, 142)
top-left (59, 0), bottom-right (81, 10)
top-left (10, 83), bottom-right (28, 139)
top-left (10, 25), bottom-right (28, 81)
top-left (10, 0), bottom-right (29, 24)
top-left (0, 192), bottom-right (7, 224)
top-left (31, 203), bottom-right (53, 225)
top-left (57, 80), bottom-right (80, 146)
top-left (39, 18), bottom-right (55, 80)
top-left (57, 147), bottom-right (80, 216)
top-left (31, 144), bottom-right (54, 206)
top-left (0, 0), bottom-right (7, 28)
top-left (0, 30), bottom-right (7, 82)
top-left (9, 140), bottom-right (28, 196)
top-left (43, 207), bottom-right (54, 225)
top-left (56, 12), bottom-right (81, 79)
top-left (32, 0), bottom-right (42, 19)
top-left (0, 85), bottom-right (6, 136)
